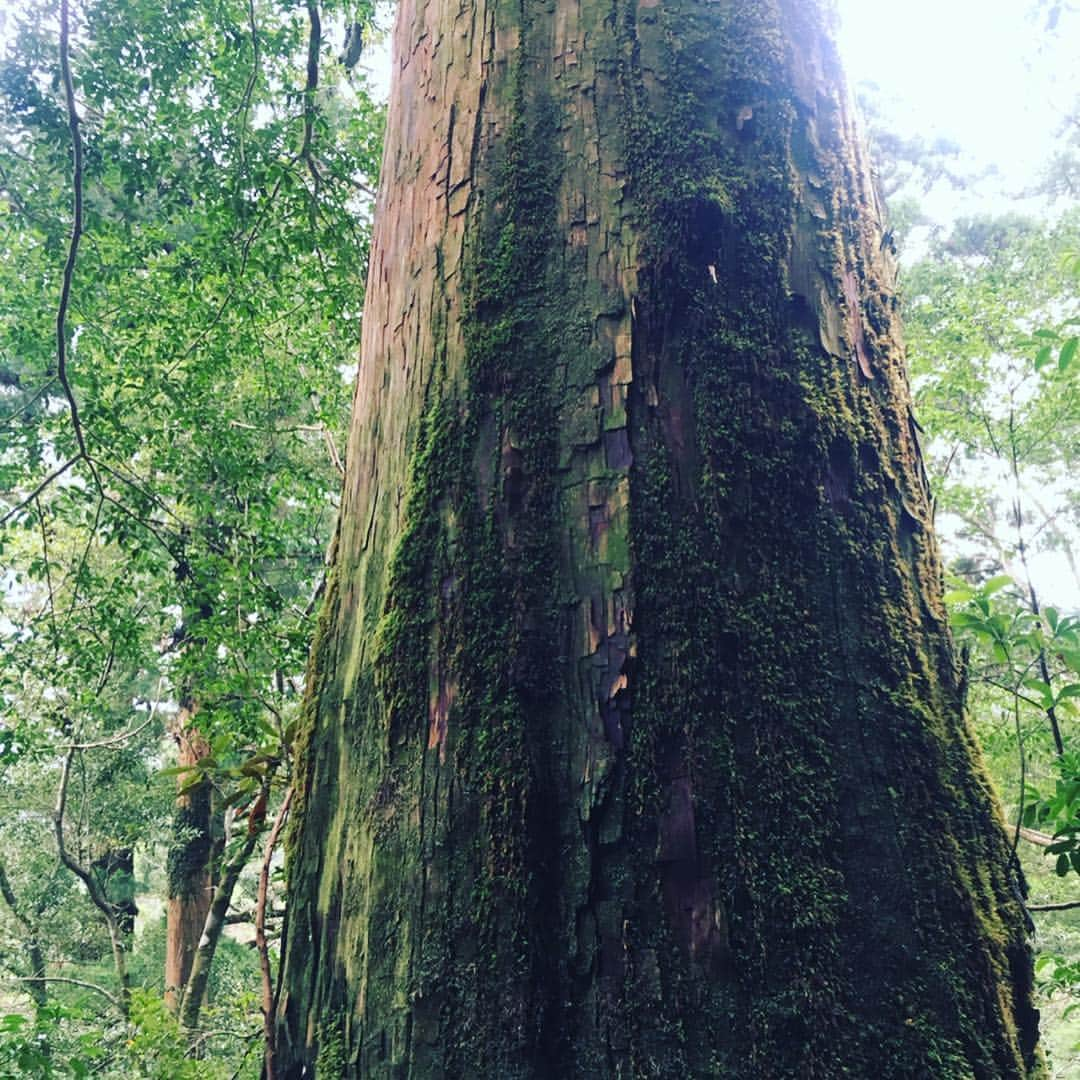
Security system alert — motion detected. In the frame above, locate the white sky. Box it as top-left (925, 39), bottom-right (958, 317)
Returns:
top-left (835, 0), bottom-right (1079, 218)
top-left (835, 1), bottom-right (1080, 611)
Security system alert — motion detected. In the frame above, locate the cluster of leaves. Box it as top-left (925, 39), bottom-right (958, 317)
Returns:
top-left (0, 0), bottom-right (383, 1070)
top-left (883, 17), bottom-right (1080, 1041)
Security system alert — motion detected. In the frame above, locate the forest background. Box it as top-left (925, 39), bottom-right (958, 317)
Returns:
top-left (0, 0), bottom-right (1078, 1076)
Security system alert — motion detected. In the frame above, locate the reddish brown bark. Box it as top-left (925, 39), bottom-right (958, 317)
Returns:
top-left (164, 718), bottom-right (212, 1011)
top-left (275, 0), bottom-right (1041, 1074)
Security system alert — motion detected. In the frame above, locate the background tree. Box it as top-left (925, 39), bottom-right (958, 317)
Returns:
top-left (0, 0), bottom-right (383, 1069)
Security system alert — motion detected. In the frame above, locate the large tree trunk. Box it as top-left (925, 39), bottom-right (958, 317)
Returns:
top-left (276, 0), bottom-right (1041, 1075)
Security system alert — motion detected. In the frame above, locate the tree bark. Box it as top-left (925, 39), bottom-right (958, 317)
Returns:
top-left (179, 780), bottom-right (272, 1035)
top-left (165, 717), bottom-right (213, 1011)
top-left (54, 749), bottom-right (131, 1016)
top-left (0, 860), bottom-right (48, 1015)
top-left (276, 0), bottom-right (1042, 1075)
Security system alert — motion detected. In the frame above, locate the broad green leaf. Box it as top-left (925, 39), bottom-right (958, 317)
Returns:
top-left (1060, 336), bottom-right (1078, 371)
top-left (982, 574), bottom-right (1012, 596)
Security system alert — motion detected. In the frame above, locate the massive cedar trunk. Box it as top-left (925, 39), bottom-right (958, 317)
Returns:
top-left (276, 0), bottom-right (1041, 1074)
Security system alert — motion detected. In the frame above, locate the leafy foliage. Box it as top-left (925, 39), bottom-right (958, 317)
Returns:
top-left (0, 0), bottom-right (382, 1069)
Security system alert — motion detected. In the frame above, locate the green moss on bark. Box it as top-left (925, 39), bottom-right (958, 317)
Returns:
top-left (276, 0), bottom-right (1041, 1074)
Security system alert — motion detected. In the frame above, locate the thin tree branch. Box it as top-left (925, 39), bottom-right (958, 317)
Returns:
top-left (1010, 824), bottom-right (1053, 847)
top-left (235, 0), bottom-right (261, 170)
top-left (1012, 692), bottom-right (1027, 863)
top-left (179, 770), bottom-right (277, 1033)
top-left (166, 174), bottom-right (284, 375)
top-left (1028, 900), bottom-right (1080, 912)
top-left (300, 0), bottom-right (322, 181)
top-left (2, 976), bottom-right (119, 1009)
top-left (0, 377), bottom-right (59, 429)
top-left (0, 455), bottom-right (80, 526)
top-left (0, 861), bottom-right (48, 1012)
top-left (1007, 407), bottom-right (1064, 756)
top-left (59, 683), bottom-right (165, 750)
top-left (34, 497), bottom-right (60, 656)
top-left (256, 785), bottom-right (292, 1080)
top-left (322, 425), bottom-right (345, 477)
top-left (57, 0), bottom-right (98, 487)
top-left (53, 747), bottom-right (131, 1015)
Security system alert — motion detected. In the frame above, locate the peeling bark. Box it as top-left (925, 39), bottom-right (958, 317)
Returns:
top-left (276, 0), bottom-right (1041, 1075)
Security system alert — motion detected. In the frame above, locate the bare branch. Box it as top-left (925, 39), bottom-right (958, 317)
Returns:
top-left (0, 455), bottom-right (80, 526)
top-left (2, 976), bottom-right (120, 1010)
top-left (1011, 824), bottom-right (1053, 848)
top-left (53, 747), bottom-right (131, 1015)
top-left (58, 0), bottom-right (98, 485)
top-left (59, 682), bottom-right (165, 750)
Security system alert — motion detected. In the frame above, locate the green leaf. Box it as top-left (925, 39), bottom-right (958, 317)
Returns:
top-left (1056, 853), bottom-right (1071, 876)
top-left (1036, 954), bottom-right (1058, 975)
top-left (1035, 344), bottom-right (1054, 370)
top-left (157, 764), bottom-right (197, 778)
top-left (942, 588), bottom-right (974, 604)
top-left (1023, 678), bottom-right (1054, 706)
top-left (982, 574), bottom-right (1012, 596)
top-left (1060, 336), bottom-right (1078, 372)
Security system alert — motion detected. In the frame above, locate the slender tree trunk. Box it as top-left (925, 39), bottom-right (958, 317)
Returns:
top-left (54, 750), bottom-right (131, 1016)
top-left (179, 776), bottom-right (274, 1035)
top-left (165, 716), bottom-right (214, 1011)
top-left (276, 0), bottom-right (1041, 1075)
top-left (0, 861), bottom-right (48, 1016)
top-left (258, 786), bottom-right (293, 1080)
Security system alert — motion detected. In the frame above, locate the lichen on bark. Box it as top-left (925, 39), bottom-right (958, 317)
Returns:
top-left (274, 0), bottom-right (1042, 1075)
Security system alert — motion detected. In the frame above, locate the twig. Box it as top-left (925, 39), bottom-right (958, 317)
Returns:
top-left (59, 494), bottom-right (103, 635)
top-left (34, 497), bottom-right (60, 655)
top-left (1028, 900), bottom-right (1080, 912)
top-left (59, 683), bottom-right (164, 750)
top-left (167, 174), bottom-right (284, 375)
top-left (0, 455), bottom-right (80, 526)
top-left (2, 976), bottom-right (120, 1010)
top-left (236, 0), bottom-right (261, 170)
top-left (322, 426), bottom-right (345, 477)
top-left (0, 377), bottom-right (59, 429)
top-left (1012, 691), bottom-right (1027, 863)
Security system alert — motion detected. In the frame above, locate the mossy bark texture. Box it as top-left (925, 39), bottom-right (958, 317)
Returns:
top-left (276, 0), bottom-right (1041, 1075)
